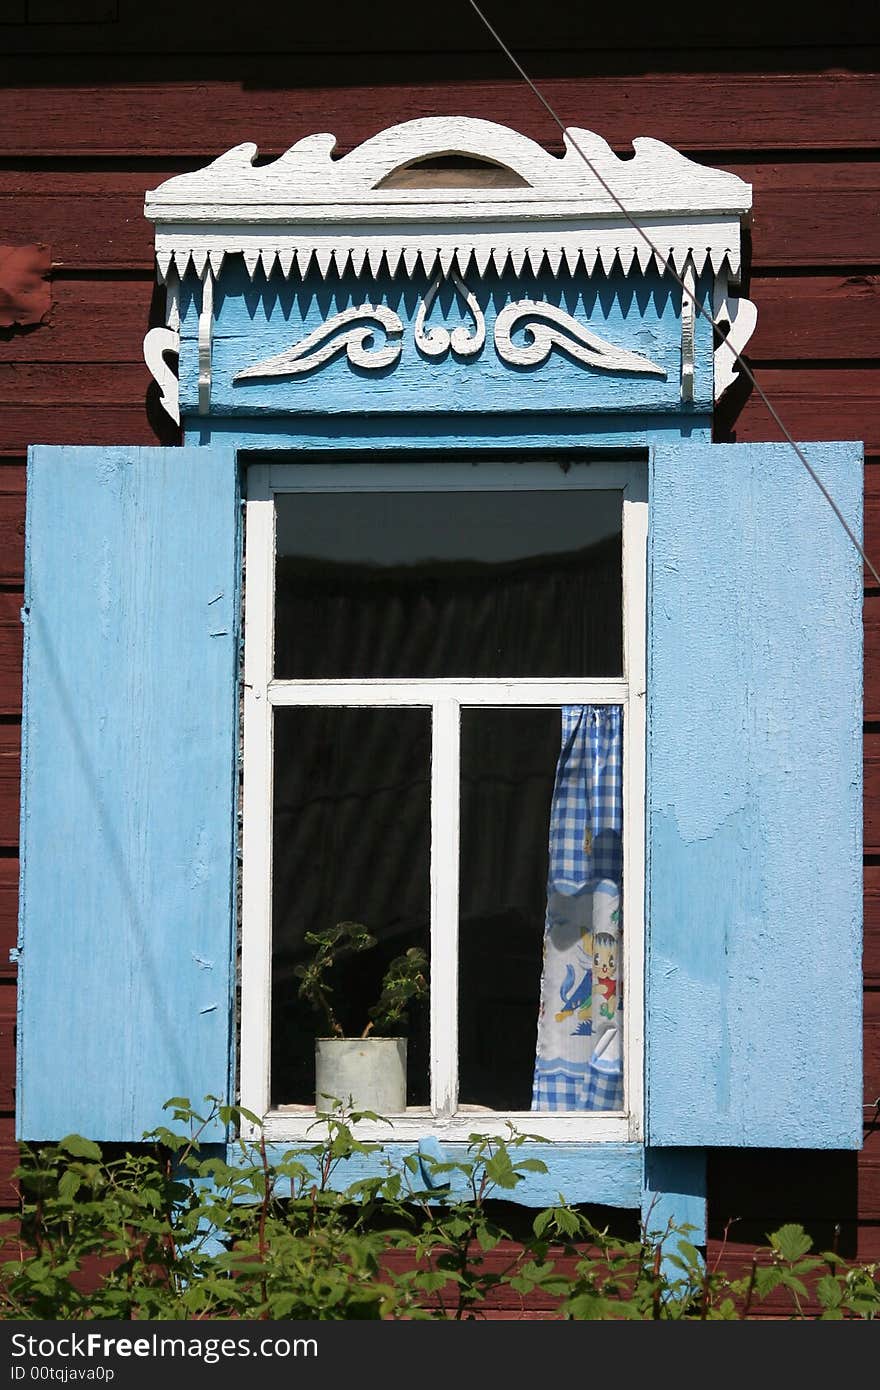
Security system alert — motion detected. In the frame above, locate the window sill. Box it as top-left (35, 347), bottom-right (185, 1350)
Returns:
top-left (252, 1108), bottom-right (635, 1146)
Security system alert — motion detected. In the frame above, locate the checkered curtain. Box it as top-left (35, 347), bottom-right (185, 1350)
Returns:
top-left (532, 705), bottom-right (624, 1111)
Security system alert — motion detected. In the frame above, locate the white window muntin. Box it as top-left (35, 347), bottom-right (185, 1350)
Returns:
top-left (240, 458), bottom-right (646, 1144)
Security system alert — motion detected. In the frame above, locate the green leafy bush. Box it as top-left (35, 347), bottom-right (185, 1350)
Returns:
top-left (0, 1098), bottom-right (877, 1320)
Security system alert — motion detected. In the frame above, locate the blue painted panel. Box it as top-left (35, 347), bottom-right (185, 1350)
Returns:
top-left (184, 412), bottom-right (711, 454)
top-left (642, 1149), bottom-right (707, 1247)
top-left (241, 1141), bottom-right (643, 1210)
top-left (647, 440), bottom-right (863, 1149)
top-left (18, 445), bottom-right (241, 1142)
top-left (179, 266), bottom-right (713, 416)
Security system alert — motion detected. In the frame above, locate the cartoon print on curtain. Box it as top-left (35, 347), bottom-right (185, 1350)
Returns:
top-left (532, 705), bottom-right (624, 1111)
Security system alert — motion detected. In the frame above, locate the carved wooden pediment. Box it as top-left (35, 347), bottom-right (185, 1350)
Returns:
top-left (145, 115), bottom-right (752, 284)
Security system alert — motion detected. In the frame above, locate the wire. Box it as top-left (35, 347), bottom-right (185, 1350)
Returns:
top-left (466, 0), bottom-right (880, 587)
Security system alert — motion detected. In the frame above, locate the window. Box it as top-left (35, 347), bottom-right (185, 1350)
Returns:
top-left (240, 457), bottom-right (646, 1142)
top-left (17, 440), bottom-right (862, 1169)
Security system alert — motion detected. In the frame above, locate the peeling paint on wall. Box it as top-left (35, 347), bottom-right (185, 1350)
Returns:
top-left (0, 244), bottom-right (50, 329)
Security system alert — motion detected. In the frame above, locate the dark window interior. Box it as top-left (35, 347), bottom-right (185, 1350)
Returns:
top-left (270, 481), bottom-right (624, 1109)
top-left (274, 487), bottom-right (623, 680)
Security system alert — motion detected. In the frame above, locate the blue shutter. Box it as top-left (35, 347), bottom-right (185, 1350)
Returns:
top-left (17, 445), bottom-right (240, 1142)
top-left (646, 440), bottom-right (863, 1148)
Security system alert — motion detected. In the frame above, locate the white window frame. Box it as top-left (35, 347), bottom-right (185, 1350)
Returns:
top-left (239, 457), bottom-right (647, 1144)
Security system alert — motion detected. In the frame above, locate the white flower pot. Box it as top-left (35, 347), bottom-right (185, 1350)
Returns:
top-left (314, 1036), bottom-right (407, 1115)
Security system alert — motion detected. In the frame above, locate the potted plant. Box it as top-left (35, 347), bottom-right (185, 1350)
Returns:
top-left (294, 920), bottom-right (429, 1114)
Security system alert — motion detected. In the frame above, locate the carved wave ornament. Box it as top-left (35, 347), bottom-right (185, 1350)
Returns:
top-left (235, 286), bottom-right (666, 382)
top-left (494, 301), bottom-right (666, 376)
top-left (234, 303), bottom-right (403, 379)
top-left (414, 272), bottom-right (485, 359)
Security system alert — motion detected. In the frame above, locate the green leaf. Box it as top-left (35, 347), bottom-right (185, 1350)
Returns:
top-left (532, 1209), bottom-right (553, 1238)
top-left (770, 1223), bottom-right (813, 1262)
top-left (58, 1134), bottom-right (102, 1161)
top-left (515, 1158), bottom-right (549, 1174)
top-left (674, 1239), bottom-right (702, 1268)
top-left (754, 1268), bottom-right (783, 1298)
top-left (475, 1224), bottom-right (501, 1252)
top-left (57, 1170), bottom-right (81, 1201)
top-left (778, 1271), bottom-right (809, 1297)
top-left (414, 1270), bottom-right (455, 1294)
top-left (563, 1292), bottom-right (613, 1320)
top-left (483, 1151), bottom-right (520, 1190)
top-left (442, 1216), bottom-right (472, 1239)
top-left (816, 1275), bottom-right (843, 1309)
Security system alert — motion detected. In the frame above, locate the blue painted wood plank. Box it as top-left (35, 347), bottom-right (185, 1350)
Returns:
top-left (236, 1140), bottom-right (644, 1210)
top-left (183, 413), bottom-right (712, 454)
top-left (178, 267), bottom-right (713, 416)
top-left (18, 445), bottom-right (241, 1142)
top-left (647, 440), bottom-right (863, 1149)
top-left (642, 1148), bottom-right (707, 1248)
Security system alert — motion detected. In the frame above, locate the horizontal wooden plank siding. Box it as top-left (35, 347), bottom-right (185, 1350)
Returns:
top-left (0, 279), bottom-right (154, 364)
top-left (0, 362), bottom-right (153, 407)
top-left (862, 732), bottom-right (880, 856)
top-left (749, 276), bottom-right (880, 361)
top-left (865, 595), bottom-right (880, 723)
top-left (864, 865), bottom-right (880, 989)
top-left (0, 21), bottom-right (877, 1297)
top-left (741, 162), bottom-right (880, 268)
top-left (0, 173), bottom-right (158, 273)
top-left (0, 595), bottom-right (22, 718)
top-left (0, 726), bottom-right (19, 849)
top-left (3, 74), bottom-right (879, 157)
top-left (0, 3), bottom-right (874, 59)
top-left (0, 467), bottom-right (25, 584)
top-left (0, 406), bottom-right (162, 458)
top-left (718, 369), bottom-right (880, 451)
top-left (0, 1116), bottom-right (20, 1208)
top-left (865, 988), bottom-right (880, 1110)
top-left (0, 858), bottom-right (18, 986)
top-left (0, 984), bottom-right (14, 1112)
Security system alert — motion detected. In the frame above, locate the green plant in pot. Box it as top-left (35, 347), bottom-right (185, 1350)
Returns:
top-left (294, 920), bottom-right (428, 1115)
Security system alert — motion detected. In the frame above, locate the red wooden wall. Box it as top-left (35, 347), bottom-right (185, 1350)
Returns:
top-left (0, 1), bottom-right (877, 1311)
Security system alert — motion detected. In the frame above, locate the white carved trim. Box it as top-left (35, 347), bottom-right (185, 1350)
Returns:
top-left (146, 117), bottom-right (750, 218)
top-left (414, 273), bottom-right (486, 359)
top-left (198, 268), bottom-right (214, 416)
top-left (151, 221), bottom-right (743, 286)
top-left (713, 291), bottom-right (758, 402)
top-left (493, 301), bottom-right (666, 377)
top-left (680, 260), bottom-right (696, 402)
top-left (164, 264), bottom-right (180, 332)
top-left (145, 117), bottom-right (751, 284)
top-left (234, 303), bottom-right (404, 379)
top-left (143, 327), bottom-right (180, 425)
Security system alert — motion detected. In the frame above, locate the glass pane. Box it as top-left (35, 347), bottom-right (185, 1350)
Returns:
top-left (458, 708), bottom-right (558, 1111)
top-left (459, 705), bottom-right (625, 1114)
top-left (275, 487), bottom-right (622, 679)
top-left (270, 706), bottom-right (431, 1108)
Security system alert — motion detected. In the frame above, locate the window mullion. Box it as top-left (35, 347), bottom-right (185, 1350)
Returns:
top-left (430, 697), bottom-right (460, 1120)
